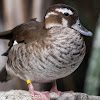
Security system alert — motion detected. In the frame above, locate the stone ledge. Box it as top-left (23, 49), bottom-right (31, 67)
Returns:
top-left (0, 90), bottom-right (99, 100)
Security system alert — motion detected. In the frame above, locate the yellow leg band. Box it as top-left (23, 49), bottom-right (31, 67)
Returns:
top-left (27, 80), bottom-right (32, 84)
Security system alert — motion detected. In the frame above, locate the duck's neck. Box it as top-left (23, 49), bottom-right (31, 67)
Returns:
top-left (44, 17), bottom-right (69, 29)
top-left (44, 15), bottom-right (62, 29)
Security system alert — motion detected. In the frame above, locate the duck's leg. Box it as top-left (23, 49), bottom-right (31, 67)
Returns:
top-left (50, 81), bottom-right (73, 95)
top-left (27, 80), bottom-right (50, 100)
top-left (50, 81), bottom-right (61, 95)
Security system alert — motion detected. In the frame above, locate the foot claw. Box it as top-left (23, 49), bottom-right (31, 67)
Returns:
top-left (28, 83), bottom-right (50, 100)
top-left (31, 91), bottom-right (50, 100)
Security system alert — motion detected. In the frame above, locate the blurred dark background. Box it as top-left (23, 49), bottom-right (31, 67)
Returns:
top-left (0, 0), bottom-right (100, 96)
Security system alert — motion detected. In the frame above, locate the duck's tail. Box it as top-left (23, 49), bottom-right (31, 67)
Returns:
top-left (0, 30), bottom-right (13, 40)
top-left (0, 67), bottom-right (8, 82)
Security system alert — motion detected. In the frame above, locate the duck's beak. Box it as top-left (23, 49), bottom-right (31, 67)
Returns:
top-left (71, 19), bottom-right (92, 36)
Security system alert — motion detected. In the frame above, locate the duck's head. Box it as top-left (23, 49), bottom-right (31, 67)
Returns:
top-left (45, 4), bottom-right (92, 36)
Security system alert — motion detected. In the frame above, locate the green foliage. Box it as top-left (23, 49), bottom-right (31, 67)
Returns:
top-left (84, 15), bottom-right (100, 95)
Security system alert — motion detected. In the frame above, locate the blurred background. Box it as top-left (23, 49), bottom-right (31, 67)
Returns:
top-left (0, 0), bottom-right (100, 96)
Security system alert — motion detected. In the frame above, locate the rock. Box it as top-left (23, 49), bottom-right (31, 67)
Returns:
top-left (0, 90), bottom-right (100, 100)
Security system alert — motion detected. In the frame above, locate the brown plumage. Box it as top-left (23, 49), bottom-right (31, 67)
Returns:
top-left (0, 4), bottom-right (93, 100)
top-left (0, 3), bottom-right (92, 86)
top-left (0, 19), bottom-right (47, 56)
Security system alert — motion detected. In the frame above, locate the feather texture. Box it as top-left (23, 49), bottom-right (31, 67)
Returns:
top-left (6, 27), bottom-right (86, 83)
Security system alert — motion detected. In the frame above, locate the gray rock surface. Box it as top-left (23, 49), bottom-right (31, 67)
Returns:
top-left (0, 90), bottom-right (100, 100)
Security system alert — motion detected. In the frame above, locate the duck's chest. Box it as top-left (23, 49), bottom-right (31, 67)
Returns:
top-left (42, 31), bottom-right (86, 71)
top-left (7, 30), bottom-right (86, 82)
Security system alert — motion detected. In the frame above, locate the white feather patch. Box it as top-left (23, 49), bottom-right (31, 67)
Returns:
top-left (45, 12), bottom-right (58, 18)
top-left (62, 18), bottom-right (68, 27)
top-left (13, 40), bottom-right (18, 46)
top-left (55, 8), bottom-right (73, 15)
top-left (45, 23), bottom-right (62, 29)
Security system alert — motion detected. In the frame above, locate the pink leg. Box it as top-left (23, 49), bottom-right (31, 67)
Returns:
top-left (50, 81), bottom-right (58, 92)
top-left (50, 81), bottom-right (61, 95)
top-left (50, 81), bottom-right (73, 95)
top-left (28, 83), bottom-right (50, 100)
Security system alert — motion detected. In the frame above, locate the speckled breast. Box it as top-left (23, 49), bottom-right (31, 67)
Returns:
top-left (6, 27), bottom-right (86, 83)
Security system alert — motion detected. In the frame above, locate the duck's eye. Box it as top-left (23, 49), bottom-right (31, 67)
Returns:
top-left (64, 13), bottom-right (69, 16)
